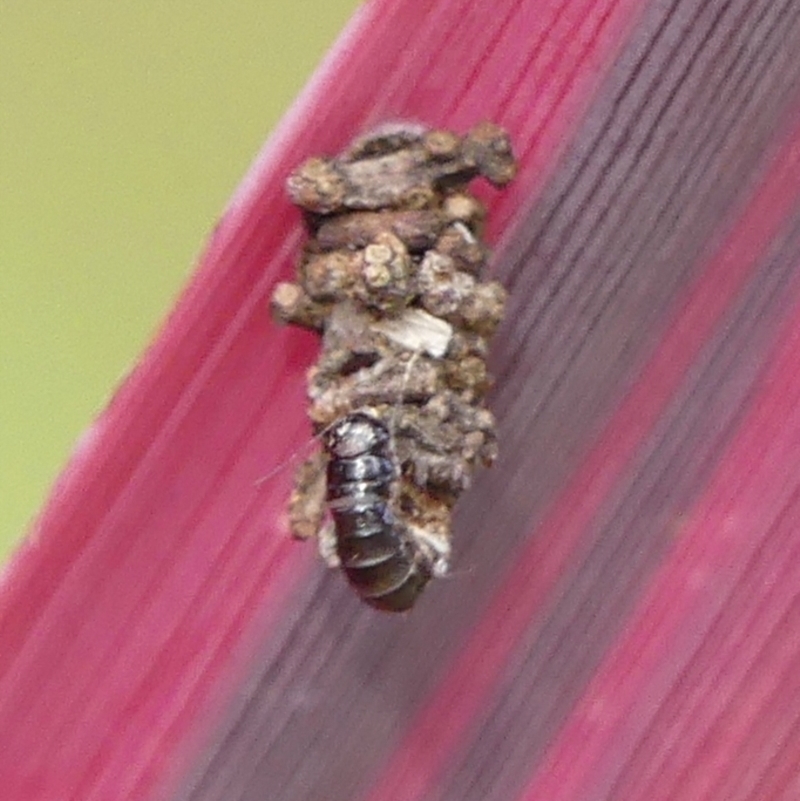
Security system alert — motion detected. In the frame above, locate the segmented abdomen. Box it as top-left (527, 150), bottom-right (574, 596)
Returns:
top-left (324, 412), bottom-right (429, 611)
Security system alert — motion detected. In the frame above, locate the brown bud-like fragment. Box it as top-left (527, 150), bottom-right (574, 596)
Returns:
top-left (435, 223), bottom-right (489, 275)
top-left (462, 121), bottom-right (518, 186)
top-left (422, 129), bottom-right (461, 160)
top-left (460, 280), bottom-right (507, 336)
top-left (270, 281), bottom-right (329, 330)
top-left (355, 232), bottom-right (412, 312)
top-left (286, 158), bottom-right (347, 215)
top-left (443, 193), bottom-right (486, 228)
top-left (301, 252), bottom-right (355, 301)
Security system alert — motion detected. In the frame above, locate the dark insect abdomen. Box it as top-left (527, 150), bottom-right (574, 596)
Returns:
top-left (325, 412), bottom-right (429, 611)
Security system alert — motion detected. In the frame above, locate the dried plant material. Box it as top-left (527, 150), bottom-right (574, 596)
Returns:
top-left (273, 122), bottom-right (516, 611)
top-left (286, 121), bottom-right (515, 214)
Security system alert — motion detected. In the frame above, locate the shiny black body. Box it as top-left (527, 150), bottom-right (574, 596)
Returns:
top-left (324, 412), bottom-right (429, 611)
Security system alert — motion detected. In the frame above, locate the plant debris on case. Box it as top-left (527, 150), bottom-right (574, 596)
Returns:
top-left (271, 122), bottom-right (517, 611)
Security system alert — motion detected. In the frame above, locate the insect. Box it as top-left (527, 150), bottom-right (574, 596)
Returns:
top-left (324, 412), bottom-right (435, 611)
top-left (272, 122), bottom-right (516, 611)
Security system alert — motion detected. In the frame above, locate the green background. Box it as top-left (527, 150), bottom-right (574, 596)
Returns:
top-left (0, 3), bottom-right (360, 561)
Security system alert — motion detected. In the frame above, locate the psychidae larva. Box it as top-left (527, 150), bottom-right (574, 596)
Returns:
top-left (272, 122), bottom-right (516, 611)
top-left (324, 412), bottom-right (436, 611)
